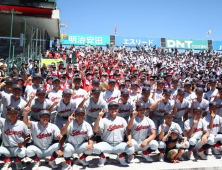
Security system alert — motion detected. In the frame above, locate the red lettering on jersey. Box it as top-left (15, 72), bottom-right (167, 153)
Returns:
top-left (193, 128), bottom-right (203, 133)
top-left (5, 129), bottom-right (22, 136)
top-left (135, 125), bottom-right (150, 131)
top-left (172, 95), bottom-right (177, 100)
top-left (158, 109), bottom-right (165, 113)
top-left (118, 109), bottom-right (130, 113)
top-left (213, 124), bottom-right (219, 128)
top-left (210, 95), bottom-right (216, 99)
top-left (59, 109), bottom-right (71, 114)
top-left (70, 130), bottom-right (87, 136)
top-left (37, 133), bottom-right (52, 139)
top-left (177, 108), bottom-right (186, 112)
top-left (89, 108), bottom-right (101, 112)
top-left (106, 97), bottom-right (118, 103)
top-left (72, 95), bottom-right (84, 100)
top-left (32, 108), bottom-right (43, 113)
top-left (51, 97), bottom-right (61, 102)
top-left (107, 124), bottom-right (124, 131)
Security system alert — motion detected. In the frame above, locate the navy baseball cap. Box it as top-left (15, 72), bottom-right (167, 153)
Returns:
top-left (39, 110), bottom-right (50, 116)
top-left (171, 128), bottom-right (180, 136)
top-left (74, 74), bottom-right (81, 80)
top-left (157, 80), bottom-right (164, 84)
top-left (75, 107), bottom-right (85, 114)
top-left (63, 89), bottom-right (72, 95)
top-left (164, 112), bottom-right (174, 117)
top-left (52, 78), bottom-right (61, 82)
top-left (197, 81), bottom-right (205, 87)
top-left (86, 72), bottom-right (93, 76)
top-left (12, 84), bottom-right (22, 90)
top-left (209, 101), bottom-right (218, 108)
top-left (172, 77), bottom-right (179, 82)
top-left (5, 77), bottom-right (14, 83)
top-left (32, 73), bottom-right (41, 78)
top-left (142, 87), bottom-right (151, 93)
top-left (163, 88), bottom-right (172, 94)
top-left (36, 87), bottom-right (46, 94)
top-left (136, 102), bottom-right (146, 109)
top-left (108, 101), bottom-right (119, 108)
top-left (16, 77), bottom-right (23, 81)
top-left (217, 85), bottom-right (222, 91)
top-left (121, 89), bottom-right (129, 95)
top-left (194, 107), bottom-right (202, 112)
top-left (7, 106), bottom-right (19, 113)
top-left (92, 78), bottom-right (100, 84)
top-left (167, 73), bottom-right (172, 77)
top-left (108, 79), bottom-right (116, 83)
top-left (143, 82), bottom-right (150, 87)
top-left (195, 87), bottom-right (203, 93)
top-left (131, 81), bottom-right (139, 87)
top-left (209, 79), bottom-right (217, 84)
top-left (185, 81), bottom-right (192, 86)
top-left (119, 81), bottom-right (126, 87)
top-left (177, 88), bottom-right (185, 93)
top-left (92, 87), bottom-right (101, 93)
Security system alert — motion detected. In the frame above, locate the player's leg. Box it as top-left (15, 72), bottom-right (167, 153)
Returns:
top-left (158, 141), bottom-right (166, 161)
top-left (196, 136), bottom-right (214, 160)
top-left (62, 143), bottom-right (75, 170)
top-left (75, 142), bottom-right (93, 166)
top-left (176, 141), bottom-right (189, 161)
top-left (26, 145), bottom-right (44, 170)
top-left (141, 140), bottom-right (158, 162)
top-left (13, 147), bottom-right (27, 170)
top-left (127, 139), bottom-right (138, 163)
top-left (186, 137), bottom-right (197, 160)
top-left (44, 143), bottom-right (60, 169)
top-left (212, 134), bottom-right (222, 155)
top-left (0, 147), bottom-right (12, 170)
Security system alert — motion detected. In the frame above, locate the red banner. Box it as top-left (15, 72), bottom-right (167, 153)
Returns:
top-left (0, 5), bottom-right (52, 18)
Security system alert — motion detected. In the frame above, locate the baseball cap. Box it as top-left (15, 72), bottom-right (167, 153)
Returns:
top-left (108, 101), bottom-right (119, 108)
top-left (171, 128), bottom-right (180, 136)
top-left (185, 81), bottom-right (192, 86)
top-left (136, 102), bottom-right (146, 109)
top-left (75, 107), bottom-right (85, 114)
top-left (157, 80), bottom-right (164, 84)
top-left (163, 88), bottom-right (172, 94)
top-left (197, 82), bottom-right (205, 87)
top-left (7, 106), bottom-right (19, 113)
top-left (164, 112), bottom-right (174, 117)
top-left (32, 73), bottom-right (41, 78)
top-left (108, 79), bottom-right (116, 84)
top-left (36, 87), bottom-right (46, 94)
top-left (12, 84), bottom-right (22, 90)
top-left (209, 101), bottom-right (218, 108)
top-left (86, 72), bottom-right (93, 76)
top-left (16, 77), bottom-right (23, 81)
top-left (209, 79), bottom-right (217, 84)
top-left (39, 110), bottom-right (50, 116)
top-left (177, 88), bottom-right (185, 93)
top-left (5, 77), bottom-right (14, 83)
top-left (172, 77), bottom-right (179, 82)
top-left (194, 107), bottom-right (202, 112)
top-left (143, 82), bottom-right (150, 87)
top-left (92, 78), bottom-right (100, 84)
top-left (217, 85), bottom-right (222, 91)
top-left (142, 87), bottom-right (151, 93)
top-left (74, 74), bottom-right (81, 80)
top-left (63, 89), bottom-right (72, 95)
top-left (52, 78), bottom-right (61, 83)
top-left (92, 87), bottom-right (101, 93)
top-left (121, 89), bottom-right (129, 95)
top-left (195, 87), bottom-right (203, 93)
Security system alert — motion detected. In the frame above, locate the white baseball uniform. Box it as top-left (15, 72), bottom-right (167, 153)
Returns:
top-left (204, 89), bottom-right (218, 102)
top-left (139, 97), bottom-right (154, 117)
top-left (101, 89), bottom-right (121, 103)
top-left (71, 88), bottom-right (88, 107)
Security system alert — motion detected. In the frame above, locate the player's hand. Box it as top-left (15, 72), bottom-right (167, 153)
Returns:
top-left (23, 106), bottom-right (31, 114)
top-left (132, 109), bottom-right (138, 118)
top-left (17, 143), bottom-right (24, 148)
top-left (85, 144), bottom-right (93, 151)
top-left (57, 149), bottom-right (63, 157)
top-left (163, 122), bottom-right (167, 129)
top-left (68, 113), bottom-right (74, 123)
top-left (140, 140), bottom-right (147, 148)
top-left (154, 82), bottom-right (157, 91)
top-left (84, 94), bottom-right (89, 101)
top-left (193, 119), bottom-right (198, 125)
top-left (210, 111), bottom-right (216, 119)
top-left (72, 91), bottom-right (76, 95)
top-left (0, 82), bottom-right (6, 87)
top-left (118, 99), bottom-right (123, 105)
top-left (47, 89), bottom-right (52, 94)
top-left (98, 109), bottom-right (104, 118)
top-left (29, 93), bottom-right (35, 100)
top-left (167, 130), bottom-right (172, 135)
top-left (201, 136), bottom-right (207, 145)
top-left (127, 141), bottom-right (132, 147)
top-left (193, 98), bottom-right (197, 104)
top-left (159, 94), bottom-right (165, 102)
top-left (180, 144), bottom-right (185, 149)
top-left (176, 99), bottom-right (180, 104)
top-left (53, 99), bottom-right (59, 105)
top-left (135, 97), bottom-right (140, 104)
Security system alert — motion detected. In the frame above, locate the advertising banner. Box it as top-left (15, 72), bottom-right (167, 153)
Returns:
top-left (61, 34), bottom-right (110, 46)
top-left (41, 59), bottom-right (63, 67)
top-left (116, 36), bottom-right (160, 47)
top-left (213, 41), bottom-right (222, 51)
top-left (166, 39), bottom-right (208, 50)
top-left (0, 5), bottom-right (52, 18)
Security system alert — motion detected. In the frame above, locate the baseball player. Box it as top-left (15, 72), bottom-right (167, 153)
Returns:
top-left (25, 73), bottom-right (42, 101)
top-left (27, 87), bottom-right (58, 121)
top-left (171, 77), bottom-right (179, 100)
top-left (173, 88), bottom-right (190, 129)
top-left (0, 106), bottom-right (31, 170)
top-left (2, 77), bottom-right (14, 94)
top-left (71, 75), bottom-right (88, 107)
top-left (52, 89), bottom-right (77, 129)
top-left (150, 88), bottom-right (174, 132)
top-left (151, 79), bottom-right (164, 101)
top-left (138, 87), bottom-right (154, 117)
top-left (0, 84), bottom-right (27, 119)
top-left (47, 78), bottom-right (63, 102)
top-left (189, 88), bottom-right (209, 117)
top-left (60, 107), bottom-right (94, 170)
top-left (93, 101), bottom-right (134, 166)
top-left (204, 101), bottom-right (222, 155)
top-left (130, 82), bottom-right (141, 103)
top-left (204, 79), bottom-right (218, 102)
top-left (158, 112), bottom-right (189, 161)
top-left (214, 86), bottom-right (222, 117)
top-left (127, 102), bottom-right (158, 162)
top-left (101, 79), bottom-right (121, 103)
top-left (184, 107), bottom-right (214, 160)
top-left (23, 108), bottom-right (63, 170)
top-left (115, 89), bottom-right (135, 122)
top-left (184, 81), bottom-right (196, 103)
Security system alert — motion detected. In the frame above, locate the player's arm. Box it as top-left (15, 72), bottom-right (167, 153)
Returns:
top-left (186, 120), bottom-right (198, 137)
top-left (189, 99), bottom-right (196, 115)
top-left (23, 106), bottom-right (32, 128)
top-left (173, 99), bottom-right (180, 115)
top-left (48, 99), bottom-right (59, 113)
top-left (93, 110), bottom-right (104, 133)
top-left (61, 114), bottom-right (74, 135)
top-left (149, 95), bottom-right (164, 110)
top-left (78, 94), bottom-right (89, 108)
top-left (18, 135), bottom-right (31, 148)
top-left (141, 129), bottom-right (156, 148)
top-left (162, 131), bottom-right (171, 142)
top-left (128, 109), bottom-right (137, 130)
top-left (158, 123), bottom-right (167, 141)
top-left (57, 135), bottom-right (64, 157)
top-left (126, 128), bottom-right (132, 147)
top-left (85, 136), bottom-right (94, 151)
top-left (181, 136), bottom-right (187, 148)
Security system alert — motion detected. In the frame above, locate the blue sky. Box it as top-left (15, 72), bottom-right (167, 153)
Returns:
top-left (57, 0), bottom-right (221, 40)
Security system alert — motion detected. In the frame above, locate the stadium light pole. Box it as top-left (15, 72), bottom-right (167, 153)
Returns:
top-left (7, 9), bottom-right (14, 75)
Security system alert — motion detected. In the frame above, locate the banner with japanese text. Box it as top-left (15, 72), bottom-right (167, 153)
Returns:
top-left (166, 39), bottom-right (208, 49)
top-left (61, 34), bottom-right (110, 46)
top-left (115, 36), bottom-right (160, 47)
top-left (213, 41), bottom-right (222, 51)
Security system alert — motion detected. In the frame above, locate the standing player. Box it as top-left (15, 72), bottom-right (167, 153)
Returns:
top-left (23, 108), bottom-right (63, 170)
top-left (171, 77), bottom-right (179, 100)
top-left (127, 102), bottom-right (158, 162)
top-left (214, 86), bottom-right (222, 117)
top-left (151, 80), bottom-right (164, 101)
top-left (0, 106), bottom-right (31, 170)
top-left (93, 101), bottom-right (134, 166)
top-left (60, 108), bottom-right (94, 170)
top-left (204, 79), bottom-right (218, 102)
